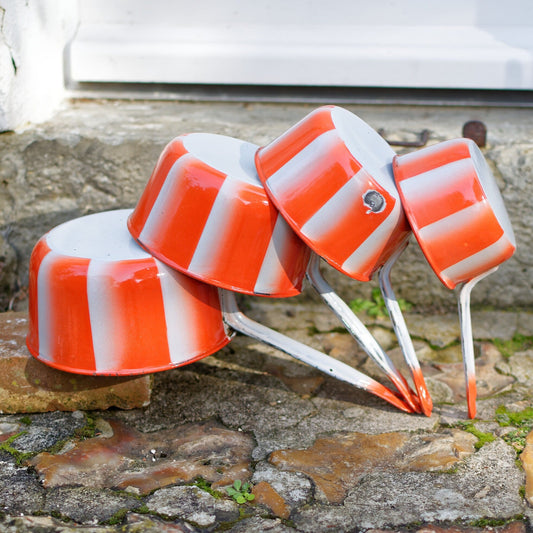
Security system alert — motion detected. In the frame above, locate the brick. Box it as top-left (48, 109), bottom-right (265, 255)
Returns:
top-left (0, 311), bottom-right (152, 413)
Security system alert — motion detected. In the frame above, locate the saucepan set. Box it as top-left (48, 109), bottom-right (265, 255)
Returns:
top-left (25, 106), bottom-right (515, 418)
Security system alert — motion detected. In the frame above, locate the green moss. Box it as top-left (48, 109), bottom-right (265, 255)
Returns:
top-left (282, 518), bottom-right (297, 528)
top-left (494, 334), bottom-right (533, 359)
top-left (217, 507), bottom-right (255, 532)
top-left (438, 464), bottom-right (460, 474)
top-left (73, 413), bottom-right (97, 440)
top-left (456, 421), bottom-right (495, 450)
top-left (468, 515), bottom-right (524, 527)
top-left (0, 431), bottom-right (34, 465)
top-left (19, 416), bottom-right (32, 426)
top-left (495, 405), bottom-right (533, 453)
top-left (519, 485), bottom-right (526, 499)
top-left (496, 405), bottom-right (533, 427)
top-left (133, 504), bottom-right (150, 515)
top-left (306, 325), bottom-right (320, 336)
top-left (192, 477), bottom-right (224, 499)
top-left (50, 510), bottom-right (72, 523)
top-left (503, 429), bottom-right (530, 453)
top-left (104, 508), bottom-right (129, 525)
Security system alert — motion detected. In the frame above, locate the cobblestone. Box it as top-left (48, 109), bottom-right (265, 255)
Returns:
top-left (0, 304), bottom-right (528, 531)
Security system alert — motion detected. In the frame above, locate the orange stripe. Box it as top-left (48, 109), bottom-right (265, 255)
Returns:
top-left (48, 256), bottom-right (95, 372)
top-left (128, 137), bottom-right (188, 238)
top-left (105, 260), bottom-right (171, 372)
top-left (26, 239), bottom-right (51, 356)
top-left (393, 139), bottom-right (471, 183)
top-left (366, 381), bottom-right (414, 413)
top-left (412, 367), bottom-right (433, 417)
top-left (256, 106), bottom-right (336, 177)
top-left (138, 158), bottom-right (225, 270)
top-left (423, 208), bottom-right (504, 271)
top-left (176, 272), bottom-right (230, 361)
top-left (402, 167), bottom-right (486, 229)
top-left (272, 139), bottom-right (362, 228)
top-left (207, 187), bottom-right (276, 291)
top-left (467, 375), bottom-right (477, 419)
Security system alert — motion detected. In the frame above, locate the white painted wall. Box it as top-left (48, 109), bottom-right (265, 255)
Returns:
top-left (0, 0), bottom-right (78, 132)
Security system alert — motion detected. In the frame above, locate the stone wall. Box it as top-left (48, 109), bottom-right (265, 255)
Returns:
top-left (0, 99), bottom-right (530, 311)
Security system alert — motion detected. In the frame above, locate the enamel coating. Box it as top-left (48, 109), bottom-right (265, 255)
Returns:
top-left (255, 105), bottom-right (410, 281)
top-left (393, 138), bottom-right (516, 289)
top-left (26, 210), bottom-right (232, 375)
top-left (128, 133), bottom-right (310, 297)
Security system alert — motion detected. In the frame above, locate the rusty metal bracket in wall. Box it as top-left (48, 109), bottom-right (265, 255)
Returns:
top-left (379, 121), bottom-right (487, 149)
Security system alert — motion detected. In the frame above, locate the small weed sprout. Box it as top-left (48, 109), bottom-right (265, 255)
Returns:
top-left (226, 480), bottom-right (255, 504)
top-left (349, 287), bottom-right (412, 319)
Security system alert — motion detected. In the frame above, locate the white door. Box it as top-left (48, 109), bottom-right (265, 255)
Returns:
top-left (70, 0), bottom-right (533, 90)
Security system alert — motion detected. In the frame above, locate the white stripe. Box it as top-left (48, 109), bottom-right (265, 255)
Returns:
top-left (342, 201), bottom-right (404, 276)
top-left (417, 202), bottom-right (486, 243)
top-left (156, 259), bottom-right (197, 363)
top-left (87, 260), bottom-right (118, 373)
top-left (266, 129), bottom-right (340, 200)
top-left (399, 159), bottom-right (473, 205)
top-left (301, 170), bottom-right (369, 241)
top-left (188, 178), bottom-right (246, 277)
top-left (182, 133), bottom-right (260, 187)
top-left (330, 106), bottom-right (396, 191)
top-left (138, 152), bottom-right (194, 247)
top-left (37, 250), bottom-right (58, 363)
top-left (440, 234), bottom-right (512, 284)
top-left (469, 141), bottom-right (516, 248)
top-left (254, 214), bottom-right (295, 295)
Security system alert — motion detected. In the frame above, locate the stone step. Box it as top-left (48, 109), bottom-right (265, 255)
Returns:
top-left (0, 100), bottom-right (530, 310)
top-left (0, 311), bottom-right (152, 413)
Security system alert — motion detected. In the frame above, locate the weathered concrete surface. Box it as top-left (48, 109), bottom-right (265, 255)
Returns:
top-left (0, 100), bottom-right (530, 310)
top-left (292, 440), bottom-right (523, 531)
top-left (0, 302), bottom-right (531, 531)
top-left (0, 311), bottom-right (152, 412)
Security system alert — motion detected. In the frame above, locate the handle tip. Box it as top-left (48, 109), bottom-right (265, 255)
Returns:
top-left (467, 377), bottom-right (477, 419)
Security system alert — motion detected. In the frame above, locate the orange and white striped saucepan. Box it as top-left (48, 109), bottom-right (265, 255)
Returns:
top-left (26, 209), bottom-right (232, 375)
top-left (393, 138), bottom-right (516, 289)
top-left (255, 105), bottom-right (411, 282)
top-left (393, 138), bottom-right (516, 418)
top-left (128, 133), bottom-right (310, 297)
top-left (254, 105), bottom-right (434, 414)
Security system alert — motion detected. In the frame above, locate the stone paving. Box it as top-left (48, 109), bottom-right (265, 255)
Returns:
top-left (0, 297), bottom-right (532, 532)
